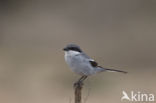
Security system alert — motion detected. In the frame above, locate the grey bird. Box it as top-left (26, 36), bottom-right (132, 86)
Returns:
top-left (63, 44), bottom-right (127, 85)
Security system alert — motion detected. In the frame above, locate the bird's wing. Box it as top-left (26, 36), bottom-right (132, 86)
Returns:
top-left (80, 53), bottom-right (91, 59)
top-left (89, 60), bottom-right (98, 67)
top-left (79, 53), bottom-right (98, 67)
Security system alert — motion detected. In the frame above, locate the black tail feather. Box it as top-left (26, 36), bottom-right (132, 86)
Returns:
top-left (105, 68), bottom-right (127, 74)
top-left (98, 66), bottom-right (127, 74)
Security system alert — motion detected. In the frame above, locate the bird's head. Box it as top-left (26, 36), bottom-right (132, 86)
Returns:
top-left (63, 44), bottom-right (82, 53)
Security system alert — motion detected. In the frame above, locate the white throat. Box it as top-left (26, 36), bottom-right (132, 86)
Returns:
top-left (65, 50), bottom-right (81, 57)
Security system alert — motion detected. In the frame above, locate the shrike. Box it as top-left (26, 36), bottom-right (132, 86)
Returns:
top-left (63, 44), bottom-right (127, 85)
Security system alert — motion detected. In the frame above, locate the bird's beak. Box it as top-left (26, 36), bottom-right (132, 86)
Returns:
top-left (63, 48), bottom-right (67, 51)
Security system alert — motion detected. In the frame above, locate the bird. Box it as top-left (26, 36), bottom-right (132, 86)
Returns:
top-left (63, 44), bottom-right (127, 86)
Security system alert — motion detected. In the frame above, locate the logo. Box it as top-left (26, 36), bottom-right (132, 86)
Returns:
top-left (121, 91), bottom-right (155, 102)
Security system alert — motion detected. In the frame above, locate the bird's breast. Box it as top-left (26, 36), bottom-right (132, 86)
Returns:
top-left (64, 51), bottom-right (98, 76)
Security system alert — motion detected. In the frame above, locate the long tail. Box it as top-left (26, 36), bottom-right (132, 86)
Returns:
top-left (105, 68), bottom-right (127, 74)
top-left (98, 66), bottom-right (127, 74)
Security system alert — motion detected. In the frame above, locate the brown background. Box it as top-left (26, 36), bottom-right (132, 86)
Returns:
top-left (0, 0), bottom-right (156, 103)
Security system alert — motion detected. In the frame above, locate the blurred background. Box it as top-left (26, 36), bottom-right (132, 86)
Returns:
top-left (0, 0), bottom-right (156, 103)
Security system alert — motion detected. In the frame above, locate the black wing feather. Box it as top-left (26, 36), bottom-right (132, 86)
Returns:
top-left (89, 60), bottom-right (98, 67)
